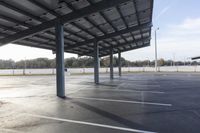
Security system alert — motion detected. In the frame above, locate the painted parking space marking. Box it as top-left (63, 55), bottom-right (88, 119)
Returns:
top-left (84, 88), bottom-right (165, 94)
top-left (128, 84), bottom-right (161, 87)
top-left (0, 128), bottom-right (24, 133)
top-left (69, 96), bottom-right (172, 107)
top-left (25, 113), bottom-right (157, 133)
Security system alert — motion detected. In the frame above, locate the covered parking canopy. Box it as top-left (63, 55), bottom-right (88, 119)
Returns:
top-left (0, 0), bottom-right (153, 97)
top-left (191, 56), bottom-right (200, 60)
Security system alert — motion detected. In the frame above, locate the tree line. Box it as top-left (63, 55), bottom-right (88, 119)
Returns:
top-left (0, 57), bottom-right (199, 69)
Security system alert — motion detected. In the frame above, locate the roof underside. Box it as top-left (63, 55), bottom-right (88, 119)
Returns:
top-left (0, 0), bottom-right (153, 57)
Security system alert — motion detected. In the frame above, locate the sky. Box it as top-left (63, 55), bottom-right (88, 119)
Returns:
top-left (0, 0), bottom-right (200, 61)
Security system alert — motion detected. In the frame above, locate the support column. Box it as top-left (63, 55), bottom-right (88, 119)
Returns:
top-left (94, 40), bottom-right (99, 84)
top-left (110, 48), bottom-right (114, 79)
top-left (55, 20), bottom-right (65, 98)
top-left (118, 51), bottom-right (122, 77)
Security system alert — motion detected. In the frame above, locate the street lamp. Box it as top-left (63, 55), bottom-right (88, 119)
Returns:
top-left (155, 27), bottom-right (159, 72)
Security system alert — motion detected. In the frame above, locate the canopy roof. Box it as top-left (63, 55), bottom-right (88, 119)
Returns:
top-left (191, 56), bottom-right (200, 60)
top-left (0, 0), bottom-right (153, 57)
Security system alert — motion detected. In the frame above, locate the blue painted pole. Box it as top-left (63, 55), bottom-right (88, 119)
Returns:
top-left (55, 20), bottom-right (65, 98)
top-left (94, 40), bottom-right (99, 84)
top-left (118, 51), bottom-right (122, 77)
top-left (110, 48), bottom-right (114, 79)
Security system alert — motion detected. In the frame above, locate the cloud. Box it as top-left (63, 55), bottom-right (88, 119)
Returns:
top-left (154, 17), bottom-right (200, 59)
top-left (178, 18), bottom-right (200, 30)
top-left (162, 19), bottom-right (200, 43)
top-left (167, 18), bottom-right (200, 35)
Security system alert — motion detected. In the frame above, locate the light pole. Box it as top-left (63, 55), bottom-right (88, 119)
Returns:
top-left (155, 28), bottom-right (159, 72)
top-left (146, 57), bottom-right (150, 67)
top-left (173, 53), bottom-right (176, 66)
top-left (23, 57), bottom-right (27, 75)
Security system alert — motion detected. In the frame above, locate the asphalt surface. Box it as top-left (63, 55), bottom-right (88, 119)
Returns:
top-left (0, 72), bottom-right (200, 133)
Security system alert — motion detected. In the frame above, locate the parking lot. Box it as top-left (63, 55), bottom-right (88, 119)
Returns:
top-left (0, 72), bottom-right (200, 133)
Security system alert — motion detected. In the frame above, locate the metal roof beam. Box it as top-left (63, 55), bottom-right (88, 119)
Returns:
top-left (32, 0), bottom-right (108, 46)
top-left (0, 32), bottom-right (8, 37)
top-left (71, 22), bottom-right (95, 38)
top-left (16, 41), bottom-right (54, 50)
top-left (133, 0), bottom-right (144, 45)
top-left (82, 37), bottom-right (150, 56)
top-left (0, 25), bottom-right (87, 52)
top-left (16, 41), bottom-right (83, 55)
top-left (28, 0), bottom-right (59, 17)
top-left (66, 22), bottom-right (151, 49)
top-left (0, 24), bottom-right (76, 46)
top-left (0, 23), bottom-right (89, 52)
top-left (116, 5), bottom-right (132, 49)
top-left (0, 12), bottom-right (77, 44)
top-left (0, 24), bottom-right (19, 32)
top-left (0, 14), bottom-right (30, 28)
top-left (15, 39), bottom-right (87, 54)
top-left (0, 0), bottom-right (130, 45)
top-left (63, 27), bottom-right (86, 41)
top-left (99, 43), bottom-right (150, 57)
top-left (63, 1), bottom-right (113, 46)
top-left (29, 0), bottom-right (87, 42)
top-left (29, 0), bottom-right (89, 42)
top-left (0, 1), bottom-right (45, 22)
top-left (0, 24), bottom-right (55, 42)
top-left (98, 11), bottom-right (120, 45)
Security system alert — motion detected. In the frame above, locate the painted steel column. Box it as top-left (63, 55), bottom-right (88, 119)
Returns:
top-left (110, 48), bottom-right (114, 79)
top-left (118, 51), bottom-right (122, 77)
top-left (94, 40), bottom-right (99, 84)
top-left (55, 20), bottom-right (65, 98)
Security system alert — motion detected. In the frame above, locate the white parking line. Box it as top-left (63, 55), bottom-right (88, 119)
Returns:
top-left (192, 111), bottom-right (200, 119)
top-left (69, 96), bottom-right (172, 107)
top-left (25, 113), bottom-right (157, 133)
top-left (0, 128), bottom-right (24, 133)
top-left (68, 96), bottom-right (172, 106)
top-left (130, 84), bottom-right (160, 87)
top-left (84, 88), bottom-right (165, 94)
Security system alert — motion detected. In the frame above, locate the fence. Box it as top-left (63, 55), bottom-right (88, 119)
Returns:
top-left (0, 66), bottom-right (200, 75)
